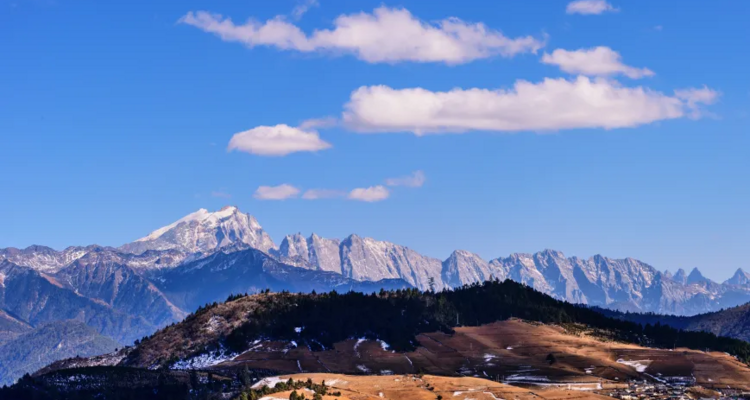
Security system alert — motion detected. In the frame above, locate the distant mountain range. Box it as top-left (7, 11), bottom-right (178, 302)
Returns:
top-left (2, 205), bottom-right (750, 384)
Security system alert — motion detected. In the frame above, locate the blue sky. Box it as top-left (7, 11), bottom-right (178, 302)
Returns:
top-left (2, 0), bottom-right (748, 281)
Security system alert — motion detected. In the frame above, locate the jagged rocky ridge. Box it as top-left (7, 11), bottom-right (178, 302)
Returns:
top-left (274, 234), bottom-right (750, 316)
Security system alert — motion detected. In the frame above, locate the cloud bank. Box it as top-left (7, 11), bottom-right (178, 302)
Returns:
top-left (227, 124), bottom-right (331, 156)
top-left (566, 0), bottom-right (618, 15)
top-left (342, 77), bottom-right (718, 135)
top-left (386, 170), bottom-right (426, 187)
top-left (253, 184), bottom-right (301, 200)
top-left (542, 47), bottom-right (654, 79)
top-left (348, 186), bottom-right (390, 202)
top-left (180, 7), bottom-right (544, 64)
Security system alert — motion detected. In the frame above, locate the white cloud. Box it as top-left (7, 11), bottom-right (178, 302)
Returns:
top-left (302, 189), bottom-right (347, 200)
top-left (253, 184), bottom-right (301, 200)
top-left (342, 77), bottom-right (718, 135)
top-left (227, 124), bottom-right (331, 156)
top-left (675, 86), bottom-right (720, 118)
top-left (179, 7), bottom-right (544, 64)
top-left (566, 0), bottom-right (619, 15)
top-left (542, 47), bottom-right (654, 79)
top-left (292, 0), bottom-right (319, 20)
top-left (299, 116), bottom-right (338, 130)
top-left (211, 191), bottom-right (232, 199)
top-left (348, 186), bottom-right (390, 202)
top-left (386, 170), bottom-right (426, 187)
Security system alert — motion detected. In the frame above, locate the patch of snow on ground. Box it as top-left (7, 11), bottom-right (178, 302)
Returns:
top-left (616, 358), bottom-right (651, 373)
top-left (252, 376), bottom-right (287, 389)
top-left (379, 340), bottom-right (391, 351)
top-left (504, 374), bottom-right (551, 383)
top-left (204, 315), bottom-right (223, 333)
top-left (294, 327), bottom-right (304, 333)
top-left (354, 337), bottom-right (366, 357)
top-left (171, 349), bottom-right (238, 370)
top-left (356, 364), bottom-right (371, 373)
top-left (506, 346), bottom-right (513, 350)
top-left (483, 353), bottom-right (497, 363)
top-left (290, 341), bottom-right (298, 348)
top-left (380, 370), bottom-right (393, 375)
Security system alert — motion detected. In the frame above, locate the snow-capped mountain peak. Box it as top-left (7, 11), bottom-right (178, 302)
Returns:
top-left (725, 268), bottom-right (750, 286)
top-left (120, 206), bottom-right (275, 255)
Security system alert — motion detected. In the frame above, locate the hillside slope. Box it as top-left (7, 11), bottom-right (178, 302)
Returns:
top-left (0, 320), bottom-right (118, 386)
top-left (602, 301), bottom-right (750, 343)
top-left (107, 280), bottom-right (750, 371)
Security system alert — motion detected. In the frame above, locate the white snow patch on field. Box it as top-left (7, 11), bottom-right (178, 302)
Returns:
top-left (504, 374), bottom-right (551, 383)
top-left (252, 376), bottom-right (287, 389)
top-left (356, 364), bottom-right (371, 373)
top-left (616, 358), bottom-right (651, 373)
top-left (171, 350), bottom-right (237, 370)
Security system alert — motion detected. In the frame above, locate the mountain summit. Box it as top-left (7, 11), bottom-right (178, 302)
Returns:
top-left (119, 206), bottom-right (275, 255)
top-left (726, 268), bottom-right (750, 286)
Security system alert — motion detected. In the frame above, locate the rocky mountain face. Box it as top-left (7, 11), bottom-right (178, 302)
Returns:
top-left (726, 268), bottom-right (750, 286)
top-left (152, 247), bottom-right (410, 312)
top-left (275, 233), bottom-right (443, 290)
top-left (55, 252), bottom-right (187, 327)
top-left (273, 231), bottom-right (750, 316)
top-left (0, 245), bottom-right (94, 273)
top-left (0, 261), bottom-right (157, 344)
top-left (119, 206), bottom-right (275, 255)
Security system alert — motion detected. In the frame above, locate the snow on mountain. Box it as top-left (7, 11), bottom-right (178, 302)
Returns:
top-left (725, 268), bottom-right (750, 286)
top-left (672, 268), bottom-right (688, 284)
top-left (339, 234), bottom-right (443, 290)
top-left (275, 233), bottom-right (342, 273)
top-left (687, 267), bottom-right (713, 285)
top-left (0, 245), bottom-right (93, 273)
top-left (119, 206), bottom-right (275, 255)
top-left (442, 250), bottom-right (496, 288)
top-left (3, 205), bottom-right (750, 320)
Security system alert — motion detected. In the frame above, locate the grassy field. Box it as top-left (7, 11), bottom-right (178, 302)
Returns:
top-left (220, 319), bottom-right (750, 391)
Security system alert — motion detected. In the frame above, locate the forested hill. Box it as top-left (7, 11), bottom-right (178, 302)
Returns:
top-left (125, 279), bottom-right (750, 369)
top-left (596, 301), bottom-right (750, 343)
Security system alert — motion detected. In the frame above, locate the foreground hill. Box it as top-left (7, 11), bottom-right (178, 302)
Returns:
top-left (17, 280), bottom-right (750, 400)
top-left (119, 280), bottom-right (750, 370)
